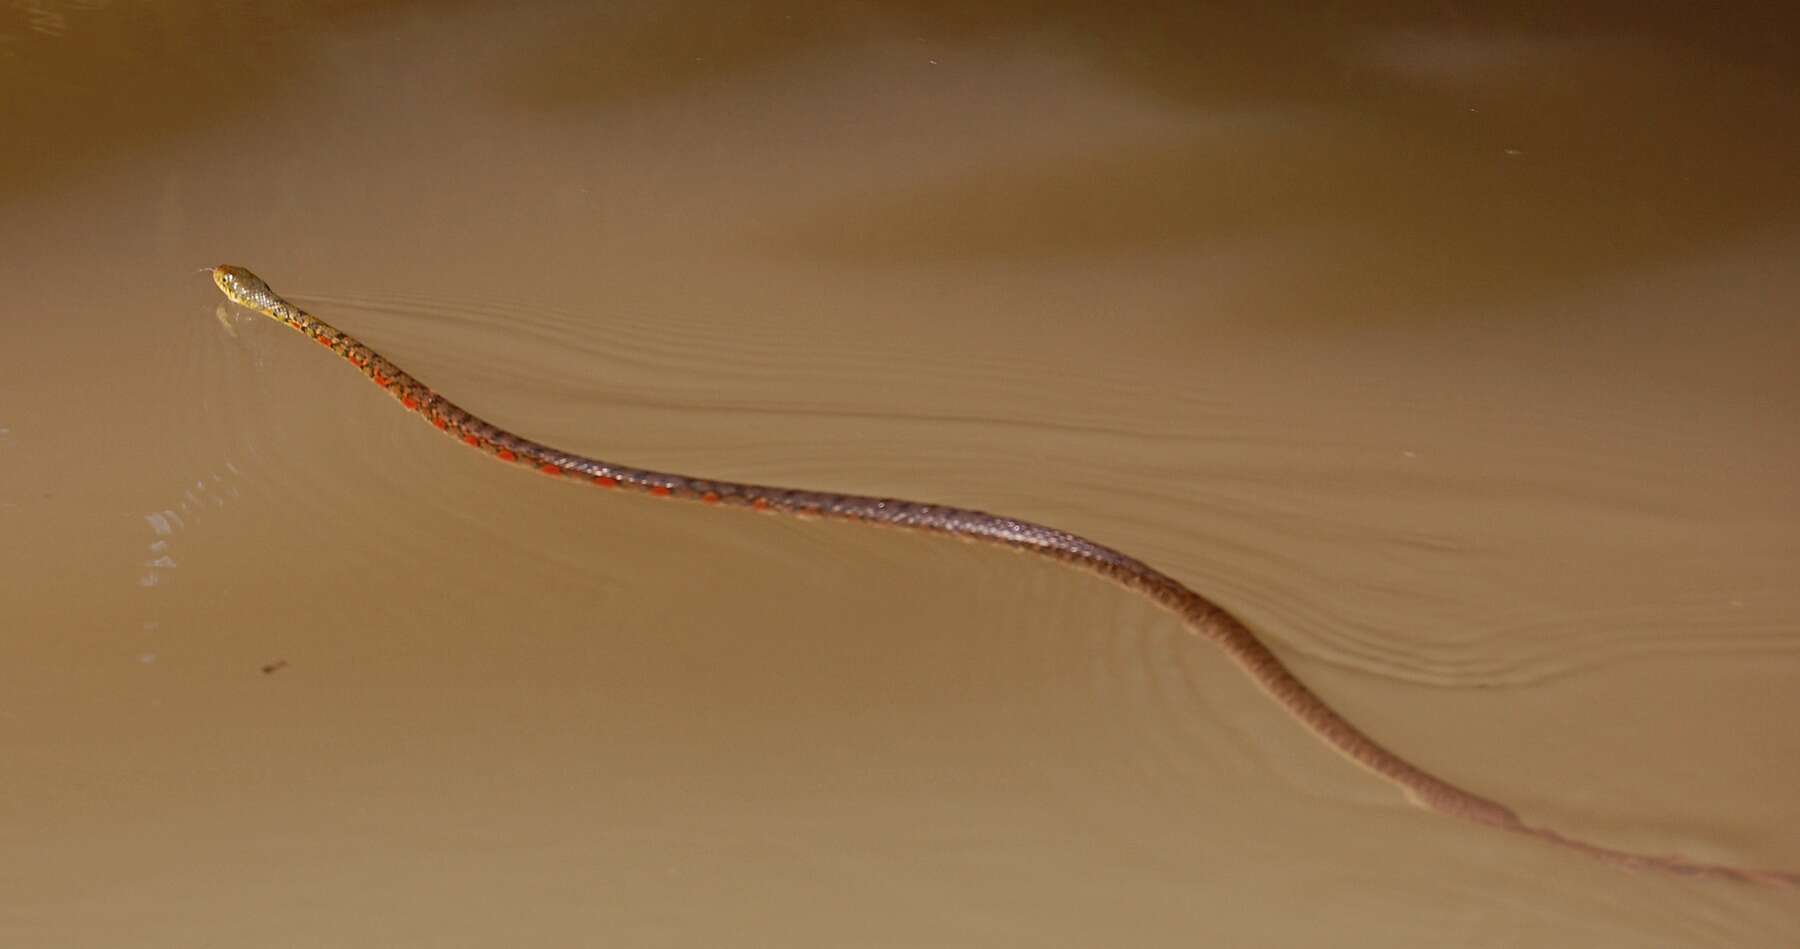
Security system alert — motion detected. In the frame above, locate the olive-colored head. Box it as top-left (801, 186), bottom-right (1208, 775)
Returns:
top-left (212, 265), bottom-right (283, 314)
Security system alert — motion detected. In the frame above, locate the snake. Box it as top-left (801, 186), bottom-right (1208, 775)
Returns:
top-left (212, 264), bottom-right (1797, 886)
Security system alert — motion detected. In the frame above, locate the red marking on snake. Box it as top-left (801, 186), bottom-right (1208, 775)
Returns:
top-left (593, 476), bottom-right (618, 488)
top-left (463, 434), bottom-right (480, 446)
top-left (539, 464), bottom-right (561, 476)
top-left (402, 396), bottom-right (419, 410)
top-left (701, 491), bottom-right (721, 504)
top-left (650, 485), bottom-right (671, 497)
top-left (496, 449), bottom-right (517, 462)
top-left (432, 417), bottom-right (448, 430)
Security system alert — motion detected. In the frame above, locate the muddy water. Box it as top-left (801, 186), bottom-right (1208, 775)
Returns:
top-left (4, 2), bottom-right (1798, 944)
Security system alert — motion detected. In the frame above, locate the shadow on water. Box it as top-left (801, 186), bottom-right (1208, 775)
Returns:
top-left (7, 0), bottom-right (1797, 322)
top-left (491, 0), bottom-right (1800, 322)
top-left (0, 0), bottom-right (458, 202)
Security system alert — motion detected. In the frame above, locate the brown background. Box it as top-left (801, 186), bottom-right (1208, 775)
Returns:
top-left (3, 2), bottom-right (1797, 944)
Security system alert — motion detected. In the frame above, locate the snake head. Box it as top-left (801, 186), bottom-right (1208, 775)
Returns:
top-left (212, 265), bottom-right (283, 314)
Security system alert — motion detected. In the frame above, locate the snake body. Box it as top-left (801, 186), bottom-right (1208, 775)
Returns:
top-left (212, 264), bottom-right (1797, 885)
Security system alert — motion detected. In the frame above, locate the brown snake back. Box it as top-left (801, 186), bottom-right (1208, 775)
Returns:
top-left (212, 264), bottom-right (1798, 885)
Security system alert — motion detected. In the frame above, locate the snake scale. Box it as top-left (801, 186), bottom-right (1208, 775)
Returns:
top-left (213, 265), bottom-right (1796, 885)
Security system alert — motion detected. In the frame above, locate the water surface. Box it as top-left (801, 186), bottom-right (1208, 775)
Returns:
top-left (3, 2), bottom-right (1798, 945)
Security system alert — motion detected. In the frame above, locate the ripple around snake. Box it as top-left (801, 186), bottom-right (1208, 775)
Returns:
top-left (209, 265), bottom-right (1800, 885)
top-left (213, 286), bottom-right (1798, 705)
top-left (297, 287), bottom-right (1242, 443)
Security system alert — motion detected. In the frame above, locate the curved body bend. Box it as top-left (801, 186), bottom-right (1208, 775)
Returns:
top-left (211, 264), bottom-right (1797, 885)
